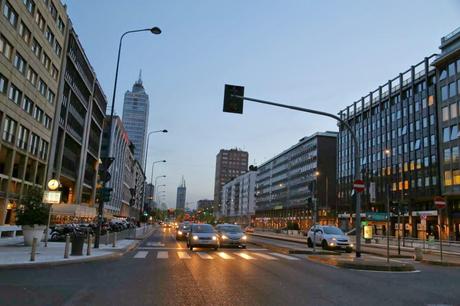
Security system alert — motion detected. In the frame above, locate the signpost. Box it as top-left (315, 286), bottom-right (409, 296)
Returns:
top-left (353, 179), bottom-right (365, 193)
top-left (434, 196), bottom-right (446, 261)
top-left (43, 180), bottom-right (61, 247)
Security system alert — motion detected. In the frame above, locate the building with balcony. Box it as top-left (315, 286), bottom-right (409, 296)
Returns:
top-left (221, 169), bottom-right (256, 225)
top-left (254, 132), bottom-right (337, 230)
top-left (0, 0), bottom-right (68, 225)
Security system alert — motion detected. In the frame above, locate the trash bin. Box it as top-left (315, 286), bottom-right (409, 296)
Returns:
top-left (414, 247), bottom-right (423, 261)
top-left (71, 234), bottom-right (85, 256)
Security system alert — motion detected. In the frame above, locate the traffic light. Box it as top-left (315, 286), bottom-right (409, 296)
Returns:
top-left (98, 157), bottom-right (114, 183)
top-left (96, 187), bottom-right (113, 203)
top-left (223, 84), bottom-right (244, 114)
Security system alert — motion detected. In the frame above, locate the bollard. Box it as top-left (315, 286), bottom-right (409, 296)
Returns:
top-left (64, 234), bottom-right (70, 258)
top-left (112, 232), bottom-right (117, 247)
top-left (414, 247), bottom-right (423, 261)
top-left (106, 231), bottom-right (109, 246)
top-left (30, 237), bottom-right (38, 261)
top-left (87, 234), bottom-right (92, 256)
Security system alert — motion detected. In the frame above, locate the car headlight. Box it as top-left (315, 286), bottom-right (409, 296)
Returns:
top-left (242, 235), bottom-right (247, 240)
top-left (193, 235), bottom-right (199, 240)
top-left (178, 231), bottom-right (182, 235)
top-left (329, 242), bottom-right (335, 246)
top-left (350, 243), bottom-right (354, 247)
top-left (212, 236), bottom-right (217, 241)
top-left (222, 235), bottom-right (228, 240)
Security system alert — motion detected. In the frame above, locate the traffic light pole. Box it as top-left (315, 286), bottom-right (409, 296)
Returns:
top-left (231, 94), bottom-right (363, 257)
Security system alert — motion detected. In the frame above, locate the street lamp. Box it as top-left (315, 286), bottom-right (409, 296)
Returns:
top-left (384, 149), bottom-right (391, 263)
top-left (150, 160), bottom-right (167, 184)
top-left (154, 175), bottom-right (166, 203)
top-left (312, 171), bottom-right (319, 253)
top-left (144, 130), bottom-right (168, 174)
top-left (96, 26), bottom-right (162, 249)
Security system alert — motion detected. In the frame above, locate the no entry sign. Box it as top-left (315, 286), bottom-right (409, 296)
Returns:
top-left (434, 196), bottom-right (446, 209)
top-left (353, 179), bottom-right (365, 193)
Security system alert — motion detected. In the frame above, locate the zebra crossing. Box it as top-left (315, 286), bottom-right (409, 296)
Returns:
top-left (132, 250), bottom-right (301, 261)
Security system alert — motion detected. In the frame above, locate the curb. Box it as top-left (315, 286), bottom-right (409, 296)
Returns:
top-left (0, 228), bottom-right (155, 270)
top-left (361, 249), bottom-right (413, 259)
top-left (308, 255), bottom-right (416, 272)
top-left (248, 239), bottom-right (339, 255)
top-left (420, 259), bottom-right (460, 267)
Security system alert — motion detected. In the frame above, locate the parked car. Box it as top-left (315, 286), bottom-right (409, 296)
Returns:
top-left (176, 223), bottom-right (191, 241)
top-left (216, 224), bottom-right (247, 248)
top-left (307, 225), bottom-right (353, 252)
top-left (187, 224), bottom-right (219, 251)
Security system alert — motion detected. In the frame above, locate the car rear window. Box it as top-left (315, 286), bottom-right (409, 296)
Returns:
top-left (192, 224), bottom-right (214, 233)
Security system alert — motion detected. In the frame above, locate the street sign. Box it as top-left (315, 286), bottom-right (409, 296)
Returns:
top-left (434, 196), bottom-right (446, 209)
top-left (223, 84), bottom-right (244, 114)
top-left (43, 191), bottom-right (61, 204)
top-left (353, 179), bottom-right (365, 193)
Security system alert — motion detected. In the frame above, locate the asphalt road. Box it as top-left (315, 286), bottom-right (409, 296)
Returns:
top-left (1, 226), bottom-right (459, 306)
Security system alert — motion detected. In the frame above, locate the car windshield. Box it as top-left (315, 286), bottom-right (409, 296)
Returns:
top-left (218, 226), bottom-right (242, 233)
top-left (323, 227), bottom-right (344, 235)
top-left (181, 225), bottom-right (190, 231)
top-left (192, 225), bottom-right (214, 233)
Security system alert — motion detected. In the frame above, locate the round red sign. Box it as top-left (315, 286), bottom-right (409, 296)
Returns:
top-left (434, 196), bottom-right (446, 209)
top-left (353, 179), bottom-right (365, 193)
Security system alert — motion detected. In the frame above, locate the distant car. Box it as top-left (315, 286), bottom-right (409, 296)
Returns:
top-left (216, 224), bottom-right (247, 248)
top-left (187, 224), bottom-right (219, 251)
top-left (244, 226), bottom-right (255, 233)
top-left (307, 225), bottom-right (353, 252)
top-left (176, 223), bottom-right (191, 241)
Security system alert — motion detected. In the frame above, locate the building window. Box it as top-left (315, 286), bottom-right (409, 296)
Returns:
top-left (453, 146), bottom-right (459, 163)
top-left (0, 35), bottom-right (13, 60)
top-left (444, 148), bottom-right (451, 164)
top-left (449, 82), bottom-right (457, 98)
top-left (53, 41), bottom-right (61, 57)
top-left (22, 96), bottom-right (33, 114)
top-left (40, 52), bottom-right (50, 70)
top-left (39, 139), bottom-right (48, 159)
top-left (2, 116), bottom-right (17, 143)
top-left (26, 67), bottom-right (38, 86)
top-left (0, 73), bottom-right (8, 94)
top-left (451, 103), bottom-right (458, 119)
top-left (428, 95), bottom-right (434, 106)
top-left (451, 125), bottom-right (459, 141)
top-left (35, 10), bottom-right (45, 31)
top-left (13, 52), bottom-right (27, 74)
top-left (33, 105), bottom-right (44, 123)
top-left (46, 88), bottom-right (55, 104)
top-left (442, 106), bottom-right (448, 121)
top-left (51, 64), bottom-right (58, 80)
top-left (31, 38), bottom-right (42, 58)
top-left (453, 170), bottom-right (460, 185)
top-left (19, 22), bottom-right (31, 44)
top-left (448, 62), bottom-right (456, 77)
top-left (443, 127), bottom-right (450, 143)
top-left (38, 79), bottom-right (47, 96)
top-left (57, 17), bottom-right (65, 33)
top-left (30, 133), bottom-right (39, 155)
top-left (23, 0), bottom-right (35, 14)
top-left (45, 26), bottom-right (54, 46)
top-left (8, 84), bottom-right (22, 105)
top-left (441, 85), bottom-right (448, 101)
top-left (44, 115), bottom-right (52, 129)
top-left (17, 125), bottom-right (29, 150)
top-left (3, 1), bottom-right (18, 28)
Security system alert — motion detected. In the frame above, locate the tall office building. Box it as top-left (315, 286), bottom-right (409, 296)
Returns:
top-left (176, 177), bottom-right (186, 210)
top-left (213, 148), bottom-right (249, 215)
top-left (0, 0), bottom-right (68, 225)
top-left (122, 72), bottom-right (149, 166)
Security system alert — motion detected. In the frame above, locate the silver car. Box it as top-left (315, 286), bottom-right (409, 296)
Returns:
top-left (216, 224), bottom-right (247, 248)
top-left (187, 224), bottom-right (219, 251)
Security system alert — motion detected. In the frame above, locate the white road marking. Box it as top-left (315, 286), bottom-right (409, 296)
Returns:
top-left (138, 247), bottom-right (186, 250)
top-left (269, 253), bottom-right (300, 260)
top-left (133, 251), bottom-right (148, 258)
top-left (177, 251), bottom-right (191, 259)
top-left (197, 252), bottom-right (213, 259)
top-left (251, 252), bottom-right (278, 260)
top-left (235, 253), bottom-right (256, 260)
top-left (217, 252), bottom-right (235, 259)
top-left (157, 251), bottom-right (168, 259)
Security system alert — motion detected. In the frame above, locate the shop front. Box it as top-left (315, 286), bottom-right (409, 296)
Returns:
top-left (50, 203), bottom-right (97, 224)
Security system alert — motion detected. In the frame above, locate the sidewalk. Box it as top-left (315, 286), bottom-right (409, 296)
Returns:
top-left (0, 225), bottom-right (155, 269)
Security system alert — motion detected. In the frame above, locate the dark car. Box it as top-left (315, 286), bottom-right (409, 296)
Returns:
top-left (187, 224), bottom-right (219, 251)
top-left (216, 224), bottom-right (247, 248)
top-left (176, 223), bottom-right (191, 241)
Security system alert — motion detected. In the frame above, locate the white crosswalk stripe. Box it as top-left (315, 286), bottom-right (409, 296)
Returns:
top-left (197, 252), bottom-right (213, 259)
top-left (251, 252), bottom-right (278, 260)
top-left (217, 252), bottom-right (235, 259)
top-left (146, 242), bottom-right (165, 247)
top-left (177, 251), bottom-right (192, 259)
top-left (157, 251), bottom-right (168, 259)
top-left (134, 251), bottom-right (148, 258)
top-left (269, 253), bottom-right (300, 260)
top-left (235, 252), bottom-right (256, 260)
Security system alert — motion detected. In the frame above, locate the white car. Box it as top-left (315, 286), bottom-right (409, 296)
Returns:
top-left (307, 225), bottom-right (353, 252)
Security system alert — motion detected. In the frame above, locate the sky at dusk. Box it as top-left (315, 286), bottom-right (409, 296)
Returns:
top-left (62, 0), bottom-right (460, 208)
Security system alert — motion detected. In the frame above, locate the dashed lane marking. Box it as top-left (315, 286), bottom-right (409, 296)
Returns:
top-left (133, 251), bottom-right (148, 258)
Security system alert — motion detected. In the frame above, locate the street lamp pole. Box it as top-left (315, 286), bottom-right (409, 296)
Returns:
top-left (154, 175), bottom-right (166, 205)
top-left (232, 95), bottom-right (363, 258)
top-left (313, 171), bottom-right (319, 253)
top-left (143, 130), bottom-right (168, 174)
top-left (96, 26), bottom-right (161, 249)
top-left (384, 149), bottom-right (391, 263)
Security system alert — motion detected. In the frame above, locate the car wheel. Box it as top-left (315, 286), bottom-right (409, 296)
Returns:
top-left (241, 245), bottom-right (246, 249)
top-left (322, 240), bottom-right (329, 250)
top-left (346, 247), bottom-right (353, 253)
top-left (307, 238), bottom-right (313, 248)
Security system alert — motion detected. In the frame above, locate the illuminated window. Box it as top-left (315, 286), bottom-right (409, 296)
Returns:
top-left (454, 170), bottom-right (460, 185)
top-left (445, 170), bottom-right (452, 186)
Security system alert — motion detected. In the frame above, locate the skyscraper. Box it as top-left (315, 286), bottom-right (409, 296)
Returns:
top-left (176, 177), bottom-right (186, 210)
top-left (122, 72), bottom-right (149, 166)
top-left (213, 149), bottom-right (249, 215)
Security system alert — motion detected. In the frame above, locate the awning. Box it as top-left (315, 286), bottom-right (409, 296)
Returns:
top-left (51, 204), bottom-right (97, 218)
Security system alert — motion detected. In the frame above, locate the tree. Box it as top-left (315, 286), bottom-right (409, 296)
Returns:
top-left (16, 187), bottom-right (49, 226)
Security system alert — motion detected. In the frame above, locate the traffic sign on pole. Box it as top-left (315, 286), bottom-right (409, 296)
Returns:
top-left (434, 196), bottom-right (446, 209)
top-left (353, 179), bottom-right (365, 193)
